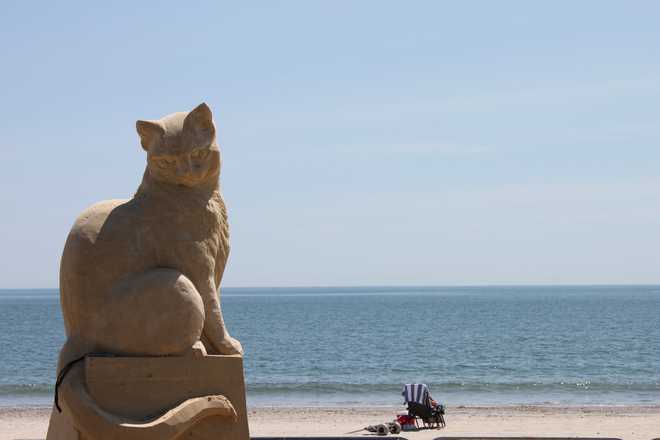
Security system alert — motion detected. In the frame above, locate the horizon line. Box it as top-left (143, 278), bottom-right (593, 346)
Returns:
top-left (2, 282), bottom-right (659, 291)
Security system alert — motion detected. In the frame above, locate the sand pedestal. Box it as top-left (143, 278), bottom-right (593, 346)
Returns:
top-left (47, 353), bottom-right (249, 440)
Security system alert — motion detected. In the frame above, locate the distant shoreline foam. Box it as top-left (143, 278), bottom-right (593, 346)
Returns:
top-left (3, 389), bottom-right (659, 409)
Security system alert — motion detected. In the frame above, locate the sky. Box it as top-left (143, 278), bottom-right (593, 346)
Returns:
top-left (1, 1), bottom-right (659, 288)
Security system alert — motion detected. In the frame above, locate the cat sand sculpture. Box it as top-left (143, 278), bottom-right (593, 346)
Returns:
top-left (46, 103), bottom-right (249, 440)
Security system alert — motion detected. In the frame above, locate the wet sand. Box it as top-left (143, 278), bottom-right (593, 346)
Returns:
top-left (2, 405), bottom-right (659, 440)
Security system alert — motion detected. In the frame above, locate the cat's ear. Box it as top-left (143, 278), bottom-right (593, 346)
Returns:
top-left (184, 102), bottom-right (215, 139)
top-left (136, 120), bottom-right (164, 151)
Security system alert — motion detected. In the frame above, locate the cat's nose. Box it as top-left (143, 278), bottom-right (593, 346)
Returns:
top-left (176, 158), bottom-right (192, 175)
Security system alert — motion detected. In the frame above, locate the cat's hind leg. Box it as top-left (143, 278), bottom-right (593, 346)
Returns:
top-left (92, 268), bottom-right (205, 356)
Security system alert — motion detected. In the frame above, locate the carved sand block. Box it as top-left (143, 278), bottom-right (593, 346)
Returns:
top-left (46, 103), bottom-right (249, 439)
top-left (48, 354), bottom-right (249, 440)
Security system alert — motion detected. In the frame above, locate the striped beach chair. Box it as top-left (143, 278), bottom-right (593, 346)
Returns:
top-left (402, 383), bottom-right (446, 429)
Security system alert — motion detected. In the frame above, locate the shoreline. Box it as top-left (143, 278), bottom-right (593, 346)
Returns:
top-left (4, 400), bottom-right (660, 410)
top-left (3, 401), bottom-right (660, 410)
top-left (3, 404), bottom-right (659, 440)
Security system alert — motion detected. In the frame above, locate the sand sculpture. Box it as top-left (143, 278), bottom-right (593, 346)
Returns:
top-left (46, 103), bottom-right (249, 440)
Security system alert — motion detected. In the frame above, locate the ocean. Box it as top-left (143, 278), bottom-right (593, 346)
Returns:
top-left (1, 285), bottom-right (659, 408)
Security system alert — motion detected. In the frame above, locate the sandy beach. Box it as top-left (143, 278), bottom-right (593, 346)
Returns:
top-left (1, 405), bottom-right (658, 440)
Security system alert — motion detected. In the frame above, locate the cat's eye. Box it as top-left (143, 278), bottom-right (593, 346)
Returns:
top-left (155, 158), bottom-right (175, 169)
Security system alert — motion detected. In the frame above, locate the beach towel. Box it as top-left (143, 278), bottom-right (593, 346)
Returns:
top-left (402, 383), bottom-right (429, 405)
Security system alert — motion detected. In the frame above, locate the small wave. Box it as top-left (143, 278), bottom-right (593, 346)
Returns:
top-left (2, 380), bottom-right (658, 398)
top-left (246, 381), bottom-right (660, 395)
top-left (0, 384), bottom-right (53, 395)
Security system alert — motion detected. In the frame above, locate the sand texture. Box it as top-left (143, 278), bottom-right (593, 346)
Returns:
top-left (1, 405), bottom-right (659, 440)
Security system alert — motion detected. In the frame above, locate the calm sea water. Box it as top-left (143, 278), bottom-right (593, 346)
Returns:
top-left (1, 286), bottom-right (659, 407)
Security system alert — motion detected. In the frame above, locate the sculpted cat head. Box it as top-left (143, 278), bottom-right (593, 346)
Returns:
top-left (136, 103), bottom-right (220, 187)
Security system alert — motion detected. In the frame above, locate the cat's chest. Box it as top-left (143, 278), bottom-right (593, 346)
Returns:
top-left (130, 200), bottom-right (224, 268)
top-left (144, 208), bottom-right (220, 248)
top-left (148, 211), bottom-right (217, 241)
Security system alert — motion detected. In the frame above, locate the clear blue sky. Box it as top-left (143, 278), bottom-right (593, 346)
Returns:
top-left (1, 1), bottom-right (659, 288)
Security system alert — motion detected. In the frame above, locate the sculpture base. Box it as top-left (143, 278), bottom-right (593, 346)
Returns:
top-left (47, 354), bottom-right (249, 440)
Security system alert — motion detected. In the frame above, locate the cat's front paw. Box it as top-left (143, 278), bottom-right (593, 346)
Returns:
top-left (214, 335), bottom-right (243, 356)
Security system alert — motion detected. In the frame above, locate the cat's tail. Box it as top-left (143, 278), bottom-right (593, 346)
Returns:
top-left (54, 361), bottom-right (237, 440)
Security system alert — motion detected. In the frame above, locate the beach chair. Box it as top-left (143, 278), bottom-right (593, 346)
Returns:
top-left (402, 383), bottom-right (446, 429)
